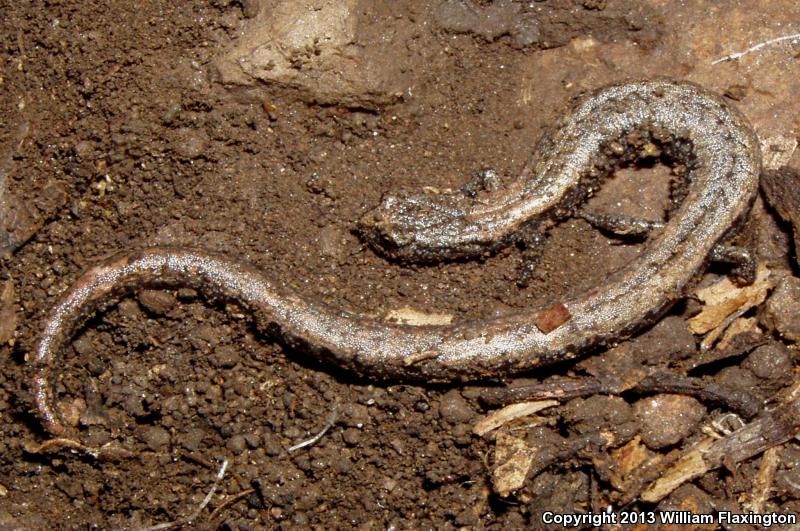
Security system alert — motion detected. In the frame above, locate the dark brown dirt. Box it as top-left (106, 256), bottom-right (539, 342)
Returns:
top-left (2, 1), bottom-right (800, 529)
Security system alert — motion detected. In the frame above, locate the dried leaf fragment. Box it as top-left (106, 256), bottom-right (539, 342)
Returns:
top-left (473, 400), bottom-right (558, 436)
top-left (385, 306), bottom-right (453, 326)
top-left (687, 263), bottom-right (772, 343)
top-left (492, 431), bottom-right (537, 497)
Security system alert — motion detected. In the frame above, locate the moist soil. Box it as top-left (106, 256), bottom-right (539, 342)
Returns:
top-left (1, 1), bottom-right (799, 529)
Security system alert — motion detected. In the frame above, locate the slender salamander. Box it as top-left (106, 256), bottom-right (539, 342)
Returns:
top-left (33, 80), bottom-right (760, 435)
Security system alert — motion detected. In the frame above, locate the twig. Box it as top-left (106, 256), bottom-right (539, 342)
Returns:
top-left (23, 438), bottom-right (135, 460)
top-left (480, 369), bottom-right (761, 419)
top-left (287, 406), bottom-right (338, 453)
top-left (181, 450), bottom-right (216, 470)
top-left (208, 488), bottom-right (256, 522)
top-left (746, 446), bottom-right (782, 513)
top-left (134, 458), bottom-right (229, 531)
top-left (712, 32), bottom-right (800, 65)
top-left (635, 370), bottom-right (761, 420)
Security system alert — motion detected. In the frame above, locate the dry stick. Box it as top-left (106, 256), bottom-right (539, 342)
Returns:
top-left (711, 32), bottom-right (800, 64)
top-left (636, 370), bottom-right (761, 420)
top-left (747, 446), bottom-right (782, 513)
top-left (208, 488), bottom-right (257, 522)
top-left (24, 437), bottom-right (135, 460)
top-left (480, 370), bottom-right (761, 419)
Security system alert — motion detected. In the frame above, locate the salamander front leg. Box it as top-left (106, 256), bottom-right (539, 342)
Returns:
top-left (579, 211), bottom-right (664, 239)
top-left (581, 211), bottom-right (756, 285)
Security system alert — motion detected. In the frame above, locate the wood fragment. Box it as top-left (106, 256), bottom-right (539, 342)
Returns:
top-left (746, 446), bottom-right (782, 513)
top-left (480, 370), bottom-right (760, 419)
top-left (684, 329), bottom-right (766, 371)
top-left (23, 437), bottom-right (135, 461)
top-left (687, 263), bottom-right (772, 348)
top-left (481, 378), bottom-right (604, 406)
top-left (473, 400), bottom-right (558, 436)
top-left (492, 431), bottom-right (537, 497)
top-left (0, 280), bottom-right (17, 344)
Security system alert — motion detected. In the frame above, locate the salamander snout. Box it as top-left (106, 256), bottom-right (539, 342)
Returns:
top-left (358, 190), bottom-right (469, 262)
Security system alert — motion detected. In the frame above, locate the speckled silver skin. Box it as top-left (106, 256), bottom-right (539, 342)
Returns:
top-left (33, 80), bottom-right (760, 435)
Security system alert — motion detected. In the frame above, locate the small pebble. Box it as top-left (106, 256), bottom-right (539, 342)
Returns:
top-left (178, 427), bottom-right (206, 452)
top-left (244, 432), bottom-right (261, 449)
top-left (138, 289), bottom-right (177, 315)
top-left (563, 395), bottom-right (638, 446)
top-left (438, 389), bottom-right (473, 424)
top-left (762, 276), bottom-right (800, 342)
top-left (161, 102), bottom-right (182, 125)
top-left (55, 477), bottom-right (83, 499)
top-left (658, 483), bottom-right (714, 513)
top-left (262, 432), bottom-right (282, 456)
top-left (743, 342), bottom-right (792, 384)
top-left (777, 466), bottom-right (800, 498)
top-left (117, 299), bottom-right (142, 321)
top-left (73, 140), bottom-right (94, 158)
top-left (171, 127), bottom-right (209, 159)
top-left (317, 224), bottom-right (347, 262)
top-left (723, 84), bottom-right (748, 101)
top-left (342, 427), bottom-right (361, 445)
top-left (455, 507), bottom-right (478, 527)
top-left (717, 365), bottom-right (761, 397)
top-left (0, 191), bottom-right (43, 255)
top-left (138, 425), bottom-right (171, 452)
top-left (83, 480), bottom-right (100, 502)
top-left (631, 315), bottom-right (696, 365)
top-left (0, 510), bottom-right (20, 528)
top-left (341, 403), bottom-right (370, 428)
top-left (634, 394), bottom-right (705, 449)
top-left (451, 423), bottom-right (473, 446)
top-left (414, 399), bottom-right (430, 413)
top-left (210, 345), bottom-right (241, 369)
top-left (241, 0), bottom-right (261, 18)
top-left (188, 324), bottom-right (225, 350)
top-left (177, 287), bottom-right (198, 300)
top-left (227, 434), bottom-right (247, 454)
top-left (332, 454), bottom-right (352, 474)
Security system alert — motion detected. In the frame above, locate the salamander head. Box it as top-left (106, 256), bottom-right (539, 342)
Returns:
top-left (358, 190), bottom-right (468, 262)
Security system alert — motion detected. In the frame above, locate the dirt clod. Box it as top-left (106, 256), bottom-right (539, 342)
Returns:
top-left (563, 395), bottom-right (638, 447)
top-left (138, 289), bottom-right (178, 315)
top-left (439, 389), bottom-right (474, 424)
top-left (762, 275), bottom-right (800, 342)
top-left (138, 425), bottom-right (171, 452)
top-left (743, 342), bottom-right (793, 392)
top-left (634, 394), bottom-right (706, 450)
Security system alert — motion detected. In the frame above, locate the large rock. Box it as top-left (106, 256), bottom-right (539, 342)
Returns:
top-left (215, 0), bottom-right (411, 107)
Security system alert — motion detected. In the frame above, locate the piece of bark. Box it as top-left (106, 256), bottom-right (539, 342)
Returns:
top-left (761, 167), bottom-right (800, 267)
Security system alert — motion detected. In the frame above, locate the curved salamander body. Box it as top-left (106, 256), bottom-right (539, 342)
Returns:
top-left (33, 80), bottom-right (760, 435)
